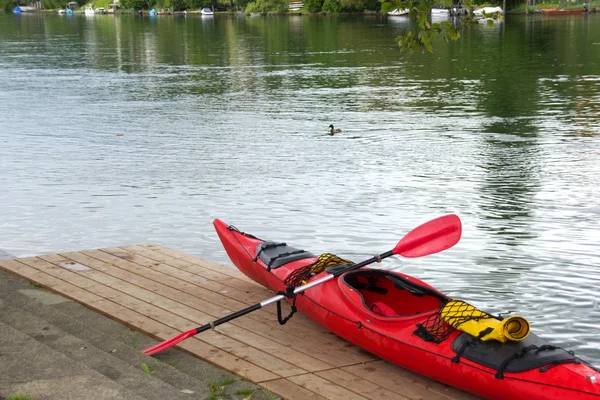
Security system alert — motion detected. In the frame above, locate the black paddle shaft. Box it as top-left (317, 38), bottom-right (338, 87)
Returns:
top-left (195, 303), bottom-right (262, 334)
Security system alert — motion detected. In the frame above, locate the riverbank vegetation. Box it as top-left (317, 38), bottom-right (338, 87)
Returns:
top-left (2, 0), bottom-right (538, 13)
top-left (3, 0), bottom-right (588, 14)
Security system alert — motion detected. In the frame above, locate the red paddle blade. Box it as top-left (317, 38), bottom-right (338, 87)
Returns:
top-left (143, 329), bottom-right (197, 356)
top-left (393, 214), bottom-right (461, 258)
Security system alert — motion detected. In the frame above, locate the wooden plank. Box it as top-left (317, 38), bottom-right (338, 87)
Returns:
top-left (316, 369), bottom-right (410, 400)
top-left (0, 259), bottom-right (106, 304)
top-left (342, 361), bottom-right (475, 400)
top-left (124, 245), bottom-right (337, 332)
top-left (92, 247), bottom-right (314, 328)
top-left (76, 249), bottom-right (375, 367)
top-left (288, 373), bottom-right (369, 400)
top-left (124, 244), bottom-right (346, 333)
top-left (119, 245), bottom-right (263, 294)
top-left (140, 244), bottom-right (259, 282)
top-left (261, 378), bottom-right (329, 400)
top-left (17, 255), bottom-right (305, 378)
top-left (357, 360), bottom-right (480, 399)
top-left (101, 246), bottom-right (274, 308)
top-left (0, 259), bottom-right (277, 382)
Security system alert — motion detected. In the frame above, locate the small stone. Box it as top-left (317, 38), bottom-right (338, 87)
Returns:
top-left (180, 389), bottom-right (194, 394)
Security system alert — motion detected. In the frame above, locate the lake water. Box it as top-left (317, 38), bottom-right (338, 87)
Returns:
top-left (1, 12), bottom-right (599, 366)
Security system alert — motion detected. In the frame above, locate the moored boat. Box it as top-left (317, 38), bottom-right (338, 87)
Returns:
top-left (473, 6), bottom-right (504, 16)
top-left (431, 5), bottom-right (450, 15)
top-left (541, 8), bottom-right (586, 15)
top-left (213, 218), bottom-right (600, 400)
top-left (387, 8), bottom-right (410, 16)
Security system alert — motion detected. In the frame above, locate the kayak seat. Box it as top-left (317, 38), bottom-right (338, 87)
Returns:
top-left (255, 241), bottom-right (315, 270)
top-left (371, 302), bottom-right (399, 317)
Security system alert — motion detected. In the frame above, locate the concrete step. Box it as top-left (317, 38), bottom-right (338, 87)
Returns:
top-left (0, 268), bottom-right (275, 400)
top-left (0, 319), bottom-right (149, 400)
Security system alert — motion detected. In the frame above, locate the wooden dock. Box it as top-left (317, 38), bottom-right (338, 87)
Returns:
top-left (0, 245), bottom-right (480, 400)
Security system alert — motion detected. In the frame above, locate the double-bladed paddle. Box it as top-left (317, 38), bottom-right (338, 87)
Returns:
top-left (143, 214), bottom-right (462, 356)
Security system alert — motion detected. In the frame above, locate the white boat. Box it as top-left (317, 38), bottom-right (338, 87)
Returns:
top-left (387, 8), bottom-right (409, 16)
top-left (473, 6), bottom-right (503, 23)
top-left (84, 5), bottom-right (95, 15)
top-left (473, 6), bottom-right (503, 16)
top-left (201, 7), bottom-right (214, 15)
top-left (430, 6), bottom-right (450, 15)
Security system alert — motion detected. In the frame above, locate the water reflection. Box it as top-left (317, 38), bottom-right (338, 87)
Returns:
top-left (477, 130), bottom-right (540, 245)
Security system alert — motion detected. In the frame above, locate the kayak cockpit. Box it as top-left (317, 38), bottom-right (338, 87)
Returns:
top-left (340, 269), bottom-right (449, 318)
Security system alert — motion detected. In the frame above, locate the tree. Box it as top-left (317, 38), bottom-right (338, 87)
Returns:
top-left (322, 0), bottom-right (341, 11)
top-left (340, 0), bottom-right (379, 11)
top-left (168, 0), bottom-right (187, 10)
top-left (245, 0), bottom-right (287, 12)
top-left (304, 0), bottom-right (323, 11)
top-left (186, 0), bottom-right (202, 8)
top-left (122, 0), bottom-right (150, 10)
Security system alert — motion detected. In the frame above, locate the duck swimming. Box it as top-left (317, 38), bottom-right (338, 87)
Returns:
top-left (329, 124), bottom-right (342, 135)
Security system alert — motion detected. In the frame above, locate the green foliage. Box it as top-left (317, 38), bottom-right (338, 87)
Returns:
top-left (269, 0), bottom-right (288, 12)
top-left (7, 395), bottom-right (33, 400)
top-left (340, 0), bottom-right (378, 10)
top-left (167, 0), bottom-right (186, 10)
top-left (244, 0), bottom-right (264, 12)
top-left (41, 0), bottom-right (63, 10)
top-left (3, 0), bottom-right (17, 12)
top-left (304, 0), bottom-right (323, 11)
top-left (186, 0), bottom-right (202, 8)
top-left (140, 362), bottom-right (155, 375)
top-left (122, 0), bottom-right (150, 10)
top-left (185, 0), bottom-right (220, 9)
top-left (245, 0), bottom-right (286, 13)
top-left (207, 378), bottom-right (238, 400)
top-left (322, 0), bottom-right (341, 11)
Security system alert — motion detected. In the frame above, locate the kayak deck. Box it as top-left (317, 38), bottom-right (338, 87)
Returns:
top-left (0, 244), bottom-right (480, 400)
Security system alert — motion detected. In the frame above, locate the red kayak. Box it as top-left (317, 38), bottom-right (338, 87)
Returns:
top-left (213, 218), bottom-right (600, 400)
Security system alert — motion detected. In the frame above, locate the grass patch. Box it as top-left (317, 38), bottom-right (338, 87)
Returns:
top-left (7, 395), bottom-right (33, 400)
top-left (29, 282), bottom-right (41, 288)
top-left (140, 362), bottom-right (156, 375)
top-left (206, 378), bottom-right (238, 400)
